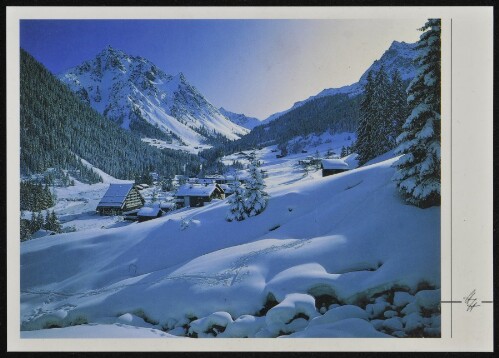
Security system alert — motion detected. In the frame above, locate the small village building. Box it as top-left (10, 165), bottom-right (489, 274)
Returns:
top-left (173, 175), bottom-right (188, 186)
top-left (96, 183), bottom-right (145, 215)
top-left (203, 175), bottom-right (227, 184)
top-left (321, 159), bottom-right (350, 177)
top-left (123, 209), bottom-right (140, 221)
top-left (160, 202), bottom-right (176, 213)
top-left (175, 183), bottom-right (225, 208)
top-left (188, 178), bottom-right (216, 185)
top-left (137, 206), bottom-right (163, 222)
top-left (219, 183), bottom-right (234, 196)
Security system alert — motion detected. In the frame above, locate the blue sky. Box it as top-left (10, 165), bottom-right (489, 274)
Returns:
top-left (21, 19), bottom-right (424, 119)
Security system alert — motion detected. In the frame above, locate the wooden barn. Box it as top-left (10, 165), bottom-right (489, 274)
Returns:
top-left (137, 206), bottom-right (163, 222)
top-left (96, 183), bottom-right (145, 215)
top-left (175, 183), bottom-right (225, 208)
top-left (321, 159), bottom-right (350, 177)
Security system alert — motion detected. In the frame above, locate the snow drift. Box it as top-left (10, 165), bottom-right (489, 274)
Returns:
top-left (20, 156), bottom-right (440, 338)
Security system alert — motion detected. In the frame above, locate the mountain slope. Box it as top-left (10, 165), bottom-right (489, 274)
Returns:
top-left (201, 93), bottom-right (361, 160)
top-left (199, 40), bottom-right (416, 159)
top-left (20, 48), bottom-right (201, 181)
top-left (20, 155), bottom-right (440, 337)
top-left (219, 107), bottom-right (262, 130)
top-left (263, 41), bottom-right (417, 124)
top-left (58, 46), bottom-right (248, 148)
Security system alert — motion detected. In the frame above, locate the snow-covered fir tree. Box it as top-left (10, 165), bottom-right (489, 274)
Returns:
top-left (244, 159), bottom-right (269, 217)
top-left (226, 180), bottom-right (247, 222)
top-left (356, 66), bottom-right (411, 166)
top-left (388, 70), bottom-right (410, 147)
top-left (44, 210), bottom-right (61, 233)
top-left (393, 19), bottom-right (441, 208)
top-left (371, 66), bottom-right (393, 156)
top-left (355, 71), bottom-right (376, 165)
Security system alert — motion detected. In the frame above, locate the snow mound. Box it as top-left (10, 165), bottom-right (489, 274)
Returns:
top-left (265, 293), bottom-right (319, 336)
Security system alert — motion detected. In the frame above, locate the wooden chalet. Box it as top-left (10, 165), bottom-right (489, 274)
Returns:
top-left (137, 206), bottom-right (163, 222)
top-left (175, 183), bottom-right (225, 208)
top-left (96, 183), bottom-right (145, 215)
top-left (321, 159), bottom-right (350, 177)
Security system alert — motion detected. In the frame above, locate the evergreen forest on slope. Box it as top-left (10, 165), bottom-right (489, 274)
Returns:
top-left (20, 49), bottom-right (201, 183)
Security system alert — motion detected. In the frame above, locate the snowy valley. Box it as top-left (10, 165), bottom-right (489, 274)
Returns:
top-left (19, 20), bottom-right (442, 340)
top-left (20, 133), bottom-right (440, 339)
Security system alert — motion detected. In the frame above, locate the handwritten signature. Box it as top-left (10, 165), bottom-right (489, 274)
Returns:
top-left (464, 289), bottom-right (481, 312)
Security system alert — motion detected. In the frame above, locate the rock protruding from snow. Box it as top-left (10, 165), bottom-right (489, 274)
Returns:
top-left (188, 311), bottom-right (234, 338)
top-left (265, 293), bottom-right (319, 336)
top-left (219, 315), bottom-right (266, 338)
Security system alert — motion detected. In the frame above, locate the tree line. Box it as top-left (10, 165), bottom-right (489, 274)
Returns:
top-left (354, 19), bottom-right (441, 208)
top-left (20, 181), bottom-right (55, 212)
top-left (354, 67), bottom-right (409, 165)
top-left (20, 211), bottom-right (62, 241)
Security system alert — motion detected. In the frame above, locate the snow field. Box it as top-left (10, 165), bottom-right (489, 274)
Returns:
top-left (21, 151), bottom-right (440, 338)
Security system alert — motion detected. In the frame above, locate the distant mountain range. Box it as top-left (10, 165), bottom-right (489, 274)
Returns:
top-left (58, 46), bottom-right (249, 149)
top-left (55, 40), bottom-right (417, 161)
top-left (218, 107), bottom-right (262, 130)
top-left (263, 41), bottom-right (418, 123)
top-left (200, 40), bottom-right (418, 157)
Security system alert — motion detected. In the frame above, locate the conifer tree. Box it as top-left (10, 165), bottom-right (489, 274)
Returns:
top-left (388, 70), bottom-right (409, 146)
top-left (371, 66), bottom-right (392, 157)
top-left (49, 211), bottom-right (62, 233)
top-left (356, 71), bottom-right (376, 165)
top-left (244, 159), bottom-right (269, 217)
top-left (20, 218), bottom-right (31, 241)
top-left (36, 212), bottom-right (45, 231)
top-left (393, 19), bottom-right (441, 208)
top-left (44, 210), bottom-right (51, 231)
top-left (226, 180), bottom-right (247, 222)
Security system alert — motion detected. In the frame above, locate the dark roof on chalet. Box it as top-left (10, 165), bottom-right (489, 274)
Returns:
top-left (321, 159), bottom-right (349, 170)
top-left (97, 183), bottom-right (136, 208)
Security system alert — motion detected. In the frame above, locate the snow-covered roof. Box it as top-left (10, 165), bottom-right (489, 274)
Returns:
top-left (203, 174), bottom-right (225, 180)
top-left (219, 184), bottom-right (234, 193)
top-left (321, 159), bottom-right (349, 170)
top-left (188, 178), bottom-right (216, 184)
top-left (176, 184), bottom-right (221, 197)
top-left (137, 206), bottom-right (162, 217)
top-left (97, 183), bottom-right (135, 208)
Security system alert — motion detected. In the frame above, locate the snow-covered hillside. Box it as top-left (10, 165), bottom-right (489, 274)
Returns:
top-left (59, 46), bottom-right (248, 149)
top-left (20, 148), bottom-right (440, 338)
top-left (263, 41), bottom-right (417, 123)
top-left (219, 107), bottom-right (262, 130)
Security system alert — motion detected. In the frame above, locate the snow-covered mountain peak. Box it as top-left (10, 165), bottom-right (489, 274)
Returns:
top-left (59, 47), bottom-right (248, 149)
top-left (358, 41), bottom-right (417, 84)
top-left (263, 41), bottom-right (418, 123)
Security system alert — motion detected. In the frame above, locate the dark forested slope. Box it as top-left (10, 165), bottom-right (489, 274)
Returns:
top-left (20, 49), bottom-right (200, 182)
